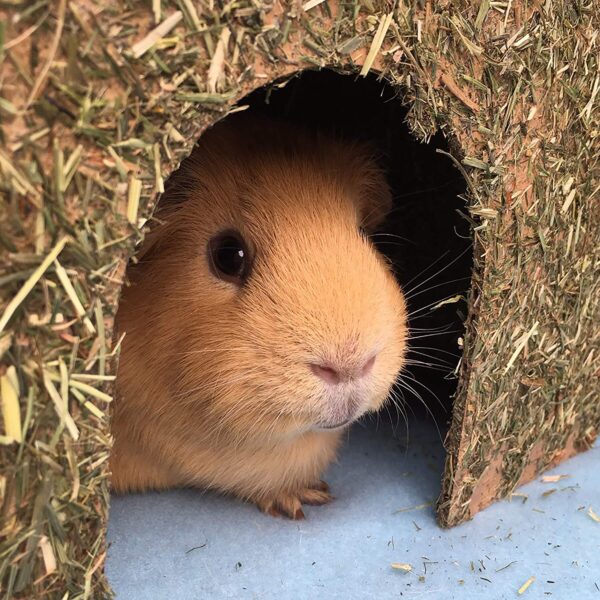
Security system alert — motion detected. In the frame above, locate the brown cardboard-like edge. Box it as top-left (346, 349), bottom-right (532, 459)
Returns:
top-left (463, 429), bottom-right (598, 522)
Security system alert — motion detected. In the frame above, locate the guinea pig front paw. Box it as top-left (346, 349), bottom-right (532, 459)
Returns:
top-left (256, 480), bottom-right (333, 520)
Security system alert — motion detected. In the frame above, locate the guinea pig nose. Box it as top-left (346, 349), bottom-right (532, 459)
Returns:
top-left (311, 363), bottom-right (343, 385)
top-left (310, 355), bottom-right (377, 385)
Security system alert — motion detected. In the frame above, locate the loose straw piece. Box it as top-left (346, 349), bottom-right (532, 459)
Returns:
top-left (0, 236), bottom-right (70, 335)
top-left (68, 380), bottom-right (113, 404)
top-left (207, 27), bottom-right (231, 93)
top-left (71, 387), bottom-right (105, 419)
top-left (503, 321), bottom-right (539, 374)
top-left (47, 372), bottom-right (113, 403)
top-left (153, 144), bottom-right (164, 193)
top-left (54, 259), bottom-right (96, 334)
top-left (25, 0), bottom-right (67, 108)
top-left (127, 176), bottom-right (142, 225)
top-left (71, 374), bottom-right (116, 382)
top-left (180, 0), bottom-right (201, 30)
top-left (152, 0), bottom-right (161, 23)
top-left (360, 13), bottom-right (393, 76)
top-left (131, 11), bottom-right (183, 59)
top-left (39, 535), bottom-right (57, 575)
top-left (4, 21), bottom-right (44, 50)
top-left (302, 0), bottom-right (326, 10)
top-left (517, 576), bottom-right (535, 594)
top-left (0, 149), bottom-right (41, 203)
top-left (541, 474), bottom-right (568, 483)
top-left (580, 74), bottom-right (599, 121)
top-left (35, 203), bottom-right (45, 255)
top-left (1, 366), bottom-right (22, 443)
top-left (561, 188), bottom-right (576, 213)
top-left (440, 72), bottom-right (480, 112)
top-left (42, 370), bottom-right (79, 440)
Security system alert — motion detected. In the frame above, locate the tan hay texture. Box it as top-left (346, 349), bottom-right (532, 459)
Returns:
top-left (0, 0), bottom-right (598, 596)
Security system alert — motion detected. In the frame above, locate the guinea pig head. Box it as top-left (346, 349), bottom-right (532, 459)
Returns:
top-left (119, 117), bottom-right (407, 445)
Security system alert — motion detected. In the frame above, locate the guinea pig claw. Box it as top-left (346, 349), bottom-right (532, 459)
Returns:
top-left (314, 480), bottom-right (330, 493)
top-left (257, 481), bottom-right (333, 519)
top-left (298, 486), bottom-right (333, 506)
top-left (257, 496), bottom-right (300, 519)
top-left (266, 504), bottom-right (283, 518)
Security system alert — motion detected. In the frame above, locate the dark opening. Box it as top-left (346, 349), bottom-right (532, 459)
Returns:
top-left (240, 69), bottom-right (473, 430)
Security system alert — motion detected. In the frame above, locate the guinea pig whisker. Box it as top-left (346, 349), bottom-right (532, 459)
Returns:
top-left (404, 357), bottom-right (454, 371)
top-left (176, 369), bottom-right (257, 395)
top-left (396, 391), bottom-right (410, 443)
top-left (406, 332), bottom-right (462, 349)
top-left (400, 249), bottom-right (451, 290)
top-left (404, 353), bottom-right (458, 371)
top-left (405, 353), bottom-right (448, 362)
top-left (386, 388), bottom-right (410, 446)
top-left (174, 377), bottom-right (258, 405)
top-left (405, 359), bottom-right (454, 372)
top-left (353, 415), bottom-right (368, 430)
top-left (380, 401), bottom-right (392, 433)
top-left (402, 244), bottom-right (472, 296)
top-left (384, 400), bottom-right (399, 437)
top-left (402, 372), bottom-right (447, 412)
top-left (395, 376), bottom-right (443, 444)
top-left (174, 371), bottom-right (258, 403)
top-left (270, 409), bottom-right (303, 441)
top-left (409, 322), bottom-right (456, 334)
top-left (386, 387), bottom-right (409, 440)
top-left (227, 394), bottom-right (298, 435)
top-left (173, 381), bottom-right (221, 403)
top-left (368, 232), bottom-right (415, 245)
top-left (406, 347), bottom-right (456, 363)
top-left (408, 345), bottom-right (462, 359)
top-left (177, 343), bottom-right (254, 354)
top-left (246, 403), bottom-right (306, 446)
top-left (209, 399), bottom-right (283, 447)
top-left (389, 177), bottom-right (466, 203)
top-left (402, 387), bottom-right (418, 421)
top-left (404, 276), bottom-right (472, 303)
top-left (409, 348), bottom-right (456, 360)
top-left (369, 179), bottom-right (465, 233)
top-left (408, 323), bottom-right (458, 332)
top-left (408, 330), bottom-right (462, 342)
top-left (406, 294), bottom-right (468, 321)
top-left (176, 347), bottom-right (252, 357)
top-left (360, 202), bottom-right (389, 233)
top-left (370, 240), bottom-right (414, 249)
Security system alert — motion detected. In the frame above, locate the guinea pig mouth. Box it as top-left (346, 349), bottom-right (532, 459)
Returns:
top-left (316, 418), bottom-right (352, 430)
top-left (313, 389), bottom-right (370, 430)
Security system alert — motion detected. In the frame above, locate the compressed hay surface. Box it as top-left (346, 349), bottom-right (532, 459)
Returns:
top-left (0, 0), bottom-right (598, 596)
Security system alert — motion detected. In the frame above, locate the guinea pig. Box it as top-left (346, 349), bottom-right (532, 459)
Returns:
top-left (110, 113), bottom-right (408, 519)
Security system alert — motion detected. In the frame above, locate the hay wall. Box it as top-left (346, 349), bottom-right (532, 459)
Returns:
top-left (0, 0), bottom-right (598, 596)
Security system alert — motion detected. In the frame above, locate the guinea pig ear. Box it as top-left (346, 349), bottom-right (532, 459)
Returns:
top-left (128, 197), bottom-right (185, 267)
top-left (345, 144), bottom-right (393, 233)
top-left (130, 220), bottom-right (167, 265)
top-left (130, 159), bottom-right (199, 266)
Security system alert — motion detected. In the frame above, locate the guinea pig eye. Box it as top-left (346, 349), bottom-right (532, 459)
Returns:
top-left (207, 230), bottom-right (251, 285)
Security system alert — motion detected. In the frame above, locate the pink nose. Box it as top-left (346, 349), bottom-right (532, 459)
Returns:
top-left (310, 354), bottom-right (376, 385)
